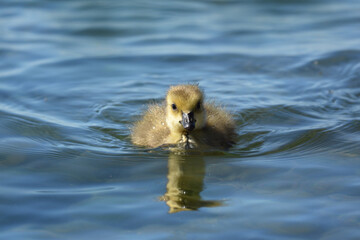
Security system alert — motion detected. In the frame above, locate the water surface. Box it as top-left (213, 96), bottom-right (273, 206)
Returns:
top-left (1, 0), bottom-right (360, 239)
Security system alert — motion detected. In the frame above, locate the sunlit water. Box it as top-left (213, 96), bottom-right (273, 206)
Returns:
top-left (1, 0), bottom-right (360, 239)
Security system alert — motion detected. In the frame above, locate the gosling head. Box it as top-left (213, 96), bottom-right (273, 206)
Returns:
top-left (165, 85), bottom-right (206, 135)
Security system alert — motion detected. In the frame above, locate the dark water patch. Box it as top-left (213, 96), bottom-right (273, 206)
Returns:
top-left (129, 36), bottom-right (212, 46)
top-left (18, 52), bottom-right (302, 80)
top-left (309, 15), bottom-right (360, 30)
top-left (72, 27), bottom-right (152, 38)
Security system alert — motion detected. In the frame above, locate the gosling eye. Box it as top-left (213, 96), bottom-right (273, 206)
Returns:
top-left (196, 101), bottom-right (201, 110)
top-left (171, 104), bottom-right (177, 110)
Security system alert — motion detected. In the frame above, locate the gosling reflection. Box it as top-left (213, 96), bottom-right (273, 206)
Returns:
top-left (160, 154), bottom-right (223, 213)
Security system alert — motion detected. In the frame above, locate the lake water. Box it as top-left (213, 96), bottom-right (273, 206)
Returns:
top-left (1, 0), bottom-right (360, 239)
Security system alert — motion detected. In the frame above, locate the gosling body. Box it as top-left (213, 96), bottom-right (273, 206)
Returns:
top-left (131, 85), bottom-right (236, 150)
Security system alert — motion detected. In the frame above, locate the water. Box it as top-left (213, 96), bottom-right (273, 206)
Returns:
top-left (1, 0), bottom-right (360, 239)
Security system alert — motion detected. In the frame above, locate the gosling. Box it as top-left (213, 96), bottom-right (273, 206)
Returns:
top-left (131, 84), bottom-right (236, 150)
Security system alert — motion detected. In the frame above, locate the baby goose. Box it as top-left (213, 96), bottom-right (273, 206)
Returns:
top-left (131, 84), bottom-right (236, 150)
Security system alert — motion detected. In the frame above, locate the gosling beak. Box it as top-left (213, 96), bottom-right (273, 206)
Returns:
top-left (181, 111), bottom-right (196, 131)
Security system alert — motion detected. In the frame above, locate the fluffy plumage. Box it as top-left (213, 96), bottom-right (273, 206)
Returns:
top-left (131, 84), bottom-right (236, 150)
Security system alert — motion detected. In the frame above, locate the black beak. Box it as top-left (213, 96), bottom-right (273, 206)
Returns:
top-left (181, 111), bottom-right (196, 131)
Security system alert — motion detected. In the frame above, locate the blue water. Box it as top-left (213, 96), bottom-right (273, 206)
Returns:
top-left (1, 0), bottom-right (360, 239)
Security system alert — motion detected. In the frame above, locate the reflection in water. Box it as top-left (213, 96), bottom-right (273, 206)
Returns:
top-left (160, 153), bottom-right (222, 213)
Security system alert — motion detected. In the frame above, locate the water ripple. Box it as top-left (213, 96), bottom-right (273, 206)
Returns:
top-left (236, 101), bottom-right (360, 158)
